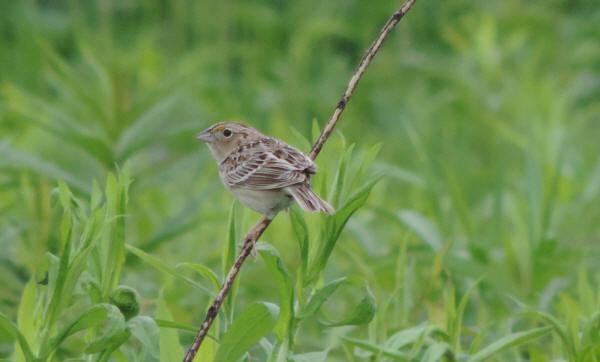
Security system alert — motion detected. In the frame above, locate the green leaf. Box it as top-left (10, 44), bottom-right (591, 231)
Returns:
top-left (75, 207), bottom-right (105, 253)
top-left (196, 336), bottom-right (218, 362)
top-left (288, 127), bottom-right (312, 153)
top-left (444, 287), bottom-right (456, 339)
top-left (0, 143), bottom-right (90, 193)
top-left (58, 180), bottom-right (74, 210)
top-left (116, 94), bottom-right (181, 161)
top-left (374, 162), bottom-right (425, 187)
top-left (42, 304), bottom-right (112, 358)
top-left (16, 279), bottom-right (37, 358)
top-left (156, 295), bottom-right (184, 362)
top-left (323, 286), bottom-right (376, 327)
top-left (256, 242), bottom-right (294, 342)
top-left (44, 190), bottom-right (74, 329)
top-left (397, 210), bottom-right (442, 251)
top-left (103, 167), bottom-right (131, 295)
top-left (214, 302), bottom-right (279, 362)
top-left (452, 278), bottom-right (482, 354)
top-left (128, 316), bottom-right (160, 359)
top-left (223, 201), bottom-right (238, 275)
top-left (61, 209), bottom-right (105, 304)
top-left (126, 244), bottom-right (214, 296)
top-left (91, 179), bottom-right (103, 211)
top-left (268, 334), bottom-right (289, 362)
top-left (0, 312), bottom-right (34, 362)
top-left (288, 350), bottom-right (328, 362)
top-left (309, 178), bottom-right (380, 284)
top-left (140, 185), bottom-right (219, 252)
top-left (3, 83), bottom-right (113, 166)
top-left (177, 262), bottom-right (221, 292)
top-left (297, 277), bottom-right (345, 319)
top-left (84, 304), bottom-right (127, 354)
top-left (154, 319), bottom-right (197, 333)
top-left (577, 265), bottom-right (595, 315)
top-left (467, 326), bottom-right (552, 362)
top-left (352, 143), bottom-right (382, 190)
top-left (311, 118), bottom-right (321, 144)
top-left (289, 206), bottom-right (309, 279)
top-left (581, 312), bottom-right (600, 349)
top-left (422, 342), bottom-right (450, 362)
top-left (342, 337), bottom-right (410, 360)
top-left (95, 329), bottom-right (132, 362)
top-left (384, 324), bottom-right (437, 350)
top-left (521, 310), bottom-right (573, 358)
top-left (223, 201), bottom-right (239, 320)
top-left (329, 143), bottom-right (355, 208)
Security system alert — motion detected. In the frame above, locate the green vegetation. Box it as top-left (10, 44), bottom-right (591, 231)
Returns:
top-left (1, 0), bottom-right (599, 361)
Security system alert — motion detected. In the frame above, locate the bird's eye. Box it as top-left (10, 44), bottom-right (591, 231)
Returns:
top-left (223, 129), bottom-right (232, 138)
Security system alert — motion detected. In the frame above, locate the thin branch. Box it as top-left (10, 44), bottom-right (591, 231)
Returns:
top-left (183, 217), bottom-right (272, 362)
top-left (183, 1), bottom-right (417, 360)
top-left (309, 0), bottom-right (417, 160)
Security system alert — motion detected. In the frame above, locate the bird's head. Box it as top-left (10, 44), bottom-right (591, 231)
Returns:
top-left (196, 122), bottom-right (263, 162)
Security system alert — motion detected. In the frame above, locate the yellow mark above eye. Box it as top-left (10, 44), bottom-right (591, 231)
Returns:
top-left (213, 126), bottom-right (226, 132)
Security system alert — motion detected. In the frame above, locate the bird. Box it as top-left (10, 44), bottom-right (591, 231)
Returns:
top-left (196, 122), bottom-right (334, 219)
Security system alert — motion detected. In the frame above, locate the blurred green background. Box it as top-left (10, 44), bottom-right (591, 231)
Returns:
top-left (1, 0), bottom-right (600, 361)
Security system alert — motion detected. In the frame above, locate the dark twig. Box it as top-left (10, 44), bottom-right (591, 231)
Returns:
top-left (183, 1), bottom-right (417, 360)
top-left (309, 0), bottom-right (417, 159)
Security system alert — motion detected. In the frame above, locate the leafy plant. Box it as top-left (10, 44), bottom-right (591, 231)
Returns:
top-left (0, 169), bottom-right (164, 361)
top-left (1, 0), bottom-right (599, 361)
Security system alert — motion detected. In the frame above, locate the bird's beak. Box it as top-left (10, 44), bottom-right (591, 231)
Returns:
top-left (196, 129), bottom-right (213, 142)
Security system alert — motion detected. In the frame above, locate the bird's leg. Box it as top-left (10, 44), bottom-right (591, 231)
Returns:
top-left (238, 237), bottom-right (258, 260)
top-left (243, 215), bottom-right (274, 261)
top-left (246, 231), bottom-right (258, 260)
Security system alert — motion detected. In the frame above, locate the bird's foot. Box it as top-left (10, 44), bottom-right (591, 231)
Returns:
top-left (250, 242), bottom-right (258, 260)
top-left (239, 238), bottom-right (258, 261)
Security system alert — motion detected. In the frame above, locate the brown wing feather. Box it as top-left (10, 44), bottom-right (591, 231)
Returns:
top-left (220, 138), bottom-right (315, 190)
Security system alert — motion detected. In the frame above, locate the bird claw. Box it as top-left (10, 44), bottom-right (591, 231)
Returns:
top-left (239, 240), bottom-right (258, 261)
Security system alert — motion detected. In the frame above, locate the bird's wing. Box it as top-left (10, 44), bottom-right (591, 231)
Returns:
top-left (220, 139), bottom-right (315, 190)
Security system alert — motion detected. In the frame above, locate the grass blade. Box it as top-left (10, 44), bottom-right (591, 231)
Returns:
top-left (125, 244), bottom-right (214, 297)
top-left (422, 342), bottom-right (451, 362)
top-left (223, 201), bottom-right (239, 322)
top-left (0, 312), bottom-right (34, 362)
top-left (289, 350), bottom-right (328, 362)
top-left (467, 326), bottom-right (552, 362)
top-left (289, 206), bottom-right (309, 280)
top-left (452, 278), bottom-right (482, 354)
top-left (177, 263), bottom-right (221, 292)
top-left (396, 210), bottom-right (442, 251)
top-left (323, 286), bottom-right (375, 327)
top-left (257, 242), bottom-right (294, 343)
top-left (297, 277), bottom-right (345, 319)
top-left (342, 336), bottom-right (411, 360)
top-left (309, 177), bottom-right (380, 284)
top-left (156, 294), bottom-right (184, 362)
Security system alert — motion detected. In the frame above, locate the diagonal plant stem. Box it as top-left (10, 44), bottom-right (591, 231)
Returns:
top-left (183, 1), bottom-right (418, 360)
top-left (308, 0), bottom-right (417, 160)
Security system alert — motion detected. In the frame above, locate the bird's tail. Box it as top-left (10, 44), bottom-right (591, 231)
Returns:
top-left (286, 183), bottom-right (335, 214)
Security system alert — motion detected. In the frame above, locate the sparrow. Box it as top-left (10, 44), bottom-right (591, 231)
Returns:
top-left (196, 122), bottom-right (334, 219)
